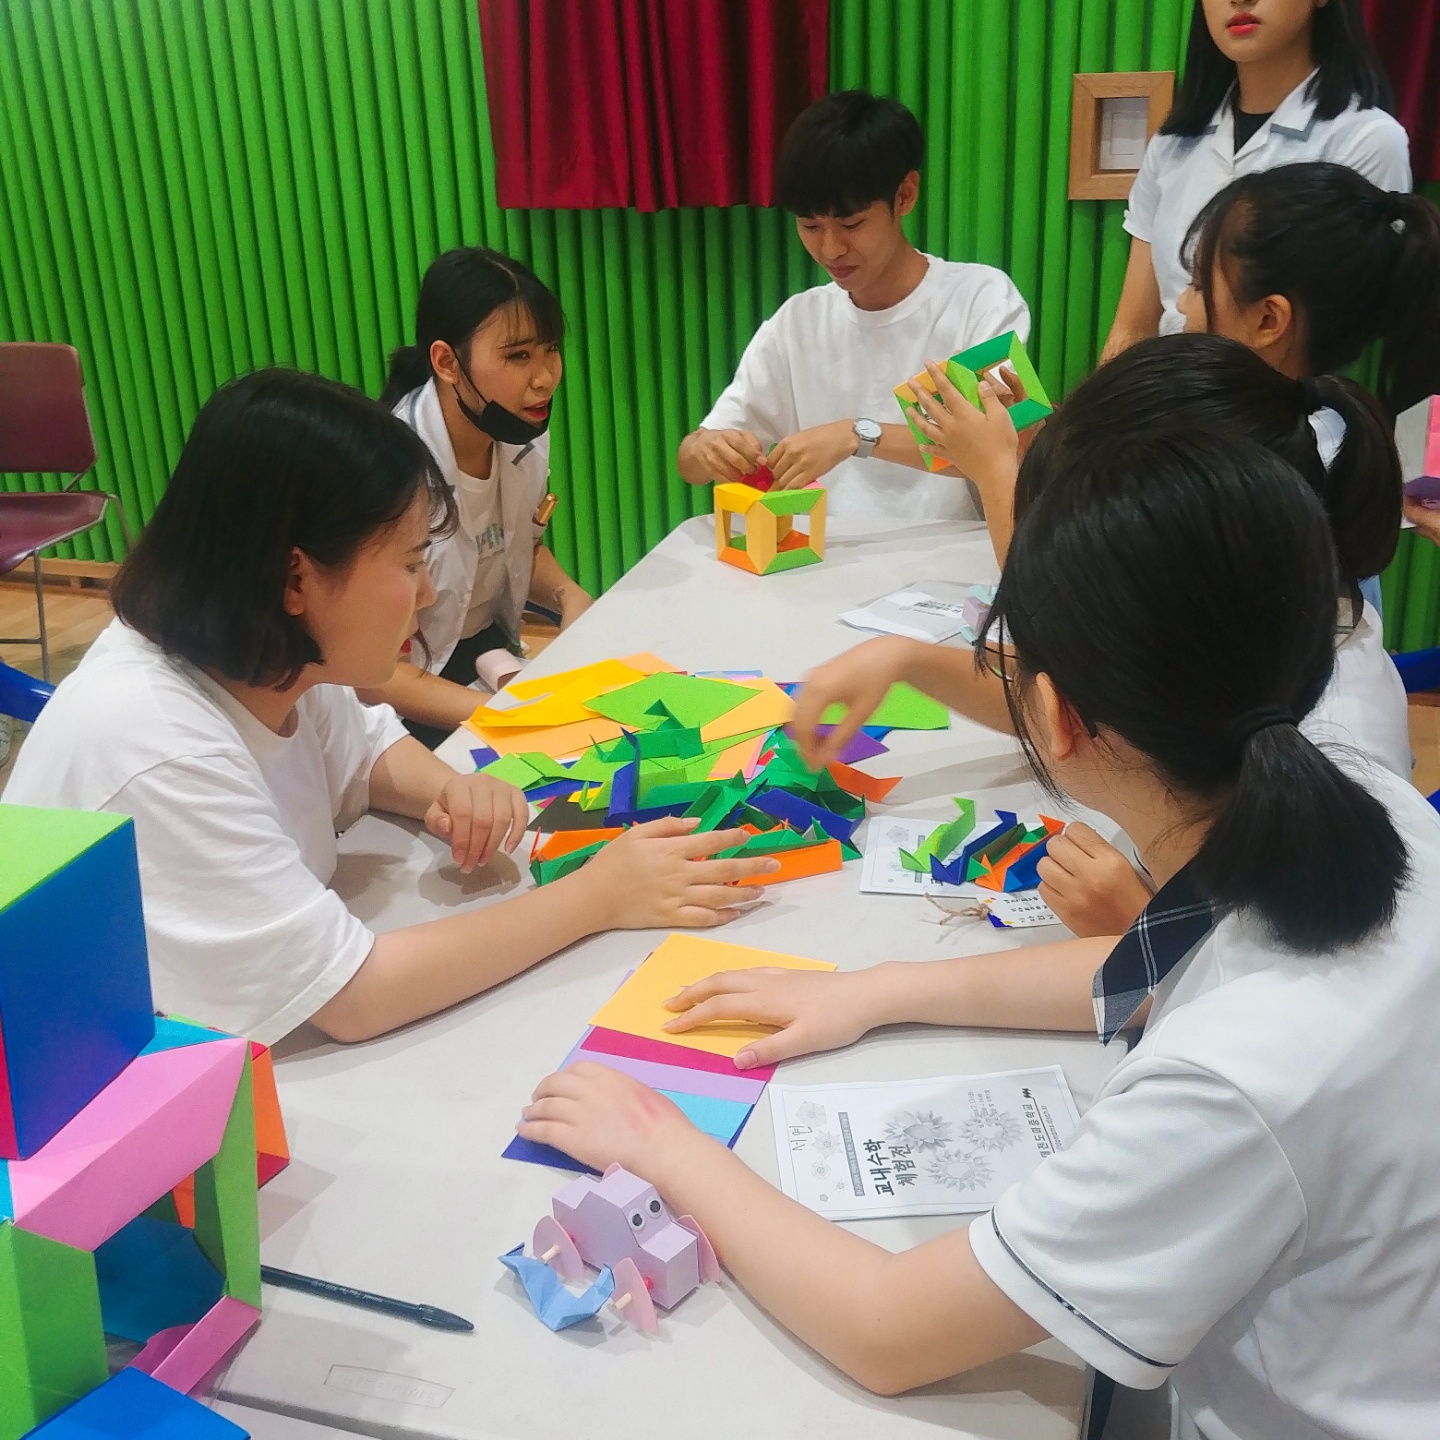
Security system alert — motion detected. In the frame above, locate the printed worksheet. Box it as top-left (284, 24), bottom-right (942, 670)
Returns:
top-left (859, 816), bottom-right (1063, 928)
top-left (770, 1067), bottom-right (1080, 1220)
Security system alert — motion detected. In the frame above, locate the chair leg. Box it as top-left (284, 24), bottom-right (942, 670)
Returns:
top-left (32, 554), bottom-right (50, 684)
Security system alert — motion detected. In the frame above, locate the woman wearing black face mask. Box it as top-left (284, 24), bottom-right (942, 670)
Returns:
top-left (372, 247), bottom-right (592, 744)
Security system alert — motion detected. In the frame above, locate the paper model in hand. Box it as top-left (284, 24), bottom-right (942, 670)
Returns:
top-left (714, 482), bottom-right (825, 575)
top-left (1396, 395), bottom-right (1440, 503)
top-left (503, 1164), bottom-right (719, 1334)
top-left (896, 330), bottom-right (1053, 473)
top-left (899, 797), bottom-right (1062, 891)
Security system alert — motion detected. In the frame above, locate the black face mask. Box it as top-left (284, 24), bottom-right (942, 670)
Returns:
top-left (451, 356), bottom-right (550, 447)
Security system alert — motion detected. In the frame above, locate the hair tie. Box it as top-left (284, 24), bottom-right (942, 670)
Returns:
top-left (1378, 194), bottom-right (1408, 235)
top-left (1296, 376), bottom-right (1325, 414)
top-left (1225, 706), bottom-right (1295, 751)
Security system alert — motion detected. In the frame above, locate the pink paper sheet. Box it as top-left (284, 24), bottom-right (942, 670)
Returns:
top-left (131, 1296), bottom-right (260, 1393)
top-left (582, 1026), bottom-right (776, 1082)
top-left (7, 1037), bottom-right (247, 1249)
top-left (572, 1039), bottom-right (767, 1103)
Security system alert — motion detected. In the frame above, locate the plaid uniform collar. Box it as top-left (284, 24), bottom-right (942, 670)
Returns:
top-left (1092, 862), bottom-right (1216, 1044)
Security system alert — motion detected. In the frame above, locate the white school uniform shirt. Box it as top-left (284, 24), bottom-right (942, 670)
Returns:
top-left (701, 255), bottom-right (1030, 524)
top-left (1304, 599), bottom-right (1411, 780)
top-left (2, 620), bottom-right (407, 1045)
top-left (395, 380), bottom-right (549, 672)
top-left (970, 758), bottom-right (1440, 1440)
top-left (1125, 73), bottom-right (1411, 334)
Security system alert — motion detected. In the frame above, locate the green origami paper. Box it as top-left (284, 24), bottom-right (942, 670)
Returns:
top-left (483, 753), bottom-right (545, 788)
top-left (191, 1054), bottom-right (261, 1308)
top-left (531, 839), bottom-right (609, 885)
top-left (820, 682), bottom-right (949, 731)
top-left (587, 674), bottom-right (756, 732)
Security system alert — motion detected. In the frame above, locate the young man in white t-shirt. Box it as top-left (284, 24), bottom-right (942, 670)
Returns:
top-left (678, 90), bottom-right (1030, 524)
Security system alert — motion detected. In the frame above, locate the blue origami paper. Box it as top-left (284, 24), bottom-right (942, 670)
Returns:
top-left (928, 810), bottom-right (1019, 885)
top-left (470, 746), bottom-right (500, 770)
top-left (94, 1214), bottom-right (224, 1341)
top-left (752, 788), bottom-right (860, 844)
top-left (502, 1133), bottom-right (596, 1175)
top-left (1000, 835), bottom-right (1052, 891)
top-left (500, 1245), bottom-right (616, 1330)
top-left (138, 1016), bottom-right (228, 1055)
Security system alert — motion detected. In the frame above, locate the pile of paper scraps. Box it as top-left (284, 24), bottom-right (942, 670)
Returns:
top-left (464, 654), bottom-right (949, 887)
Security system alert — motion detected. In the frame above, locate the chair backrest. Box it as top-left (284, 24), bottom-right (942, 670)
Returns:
top-left (0, 343), bottom-right (97, 476)
top-left (1392, 646), bottom-right (1440, 695)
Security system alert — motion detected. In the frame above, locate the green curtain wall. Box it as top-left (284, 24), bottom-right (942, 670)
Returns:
top-left (2, 0), bottom-right (1437, 646)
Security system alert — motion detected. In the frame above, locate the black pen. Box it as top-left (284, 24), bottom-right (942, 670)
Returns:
top-left (261, 1264), bottom-right (474, 1333)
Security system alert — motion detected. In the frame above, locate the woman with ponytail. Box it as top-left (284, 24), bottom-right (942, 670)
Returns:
top-left (1179, 160), bottom-right (1440, 418)
top-left (790, 334), bottom-right (1410, 930)
top-left (516, 429), bottom-right (1440, 1436)
top-left (1102, 0), bottom-right (1408, 356)
top-left (368, 247), bottom-right (591, 745)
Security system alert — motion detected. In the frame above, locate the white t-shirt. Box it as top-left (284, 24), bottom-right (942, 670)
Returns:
top-left (2, 620), bottom-right (408, 1045)
top-left (1125, 75), bottom-right (1411, 334)
top-left (971, 759), bottom-right (1440, 1440)
top-left (701, 255), bottom-right (1031, 523)
top-left (1303, 600), bottom-right (1411, 780)
top-left (395, 381), bottom-right (549, 671)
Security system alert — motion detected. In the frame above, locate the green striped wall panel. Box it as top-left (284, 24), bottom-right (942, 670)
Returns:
top-left (2, 0), bottom-right (1436, 647)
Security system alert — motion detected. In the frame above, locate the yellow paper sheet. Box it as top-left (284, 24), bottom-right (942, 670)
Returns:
top-left (589, 934), bottom-right (836, 1057)
top-left (469, 691), bottom-right (605, 729)
top-left (505, 658), bottom-right (651, 704)
top-left (466, 714), bottom-right (626, 759)
top-left (697, 677), bottom-right (794, 743)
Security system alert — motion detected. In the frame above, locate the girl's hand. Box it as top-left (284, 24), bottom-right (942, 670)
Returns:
top-left (577, 817), bottom-right (778, 930)
top-left (789, 635), bottom-right (918, 769)
top-left (663, 966), bottom-right (885, 1068)
top-left (519, 1062), bottom-right (707, 1175)
top-left (909, 366), bottom-right (1021, 500)
top-left (425, 774), bottom-right (529, 872)
top-left (1404, 497), bottom-right (1440, 550)
top-left (1035, 823), bottom-right (1151, 938)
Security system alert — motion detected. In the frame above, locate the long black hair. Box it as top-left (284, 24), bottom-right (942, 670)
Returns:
top-left (1160, 0), bottom-right (1393, 136)
top-left (1184, 163), bottom-right (1440, 416)
top-left (114, 369), bottom-right (455, 689)
top-left (1027, 334), bottom-right (1401, 584)
top-left (986, 428), bottom-right (1407, 952)
top-left (380, 247), bottom-right (565, 409)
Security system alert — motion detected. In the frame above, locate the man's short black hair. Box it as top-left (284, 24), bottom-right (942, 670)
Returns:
top-left (776, 90), bottom-right (925, 218)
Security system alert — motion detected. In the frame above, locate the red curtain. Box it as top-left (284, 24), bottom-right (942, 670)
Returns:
top-left (477, 0), bottom-right (830, 211)
top-left (1364, 0), bottom-right (1440, 184)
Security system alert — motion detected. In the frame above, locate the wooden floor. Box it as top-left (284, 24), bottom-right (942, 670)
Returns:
top-left (3, 583), bottom-right (1440, 801)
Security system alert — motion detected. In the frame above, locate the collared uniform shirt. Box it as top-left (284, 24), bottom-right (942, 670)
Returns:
top-left (969, 757), bottom-right (1440, 1439)
top-left (1125, 73), bottom-right (1411, 334)
top-left (395, 380), bottom-right (549, 672)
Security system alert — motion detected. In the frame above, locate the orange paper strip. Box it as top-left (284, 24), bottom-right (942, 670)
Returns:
top-left (825, 760), bottom-right (902, 802)
top-left (738, 837), bottom-right (843, 887)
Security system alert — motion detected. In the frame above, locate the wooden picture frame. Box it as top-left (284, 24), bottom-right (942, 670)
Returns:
top-left (1069, 71), bottom-right (1175, 201)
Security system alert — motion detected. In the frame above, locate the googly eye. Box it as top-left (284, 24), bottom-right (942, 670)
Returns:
top-left (629, 1211), bottom-right (644, 1228)
top-left (648, 1198), bottom-right (662, 1215)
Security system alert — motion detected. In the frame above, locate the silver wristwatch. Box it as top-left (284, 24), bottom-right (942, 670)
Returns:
top-left (853, 416), bottom-right (882, 459)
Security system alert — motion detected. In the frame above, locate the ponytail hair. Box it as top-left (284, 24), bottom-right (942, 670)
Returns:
top-left (1160, 0), bottom-right (1392, 137)
top-left (990, 429), bottom-right (1408, 952)
top-left (1025, 333), bottom-right (1401, 583)
top-left (379, 247), bottom-right (565, 409)
top-left (1185, 163), bottom-right (1440, 416)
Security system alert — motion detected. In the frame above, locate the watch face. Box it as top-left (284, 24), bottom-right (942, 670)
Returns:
top-left (856, 419), bottom-right (882, 441)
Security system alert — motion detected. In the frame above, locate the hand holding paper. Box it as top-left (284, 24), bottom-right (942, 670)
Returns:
top-left (574, 818), bottom-right (777, 930)
top-left (1034, 822), bottom-right (1152, 937)
top-left (520, 1060), bottom-right (714, 1177)
top-left (789, 637), bottom-right (917, 769)
top-left (663, 965), bottom-right (885, 1070)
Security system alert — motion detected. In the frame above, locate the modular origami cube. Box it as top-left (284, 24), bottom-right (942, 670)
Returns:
top-left (714, 482), bottom-right (825, 575)
top-left (1396, 395), bottom-right (1440, 503)
top-left (0, 807), bottom-right (155, 1160)
top-left (896, 330), bottom-right (1053, 473)
top-left (0, 806), bottom-right (264, 1440)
